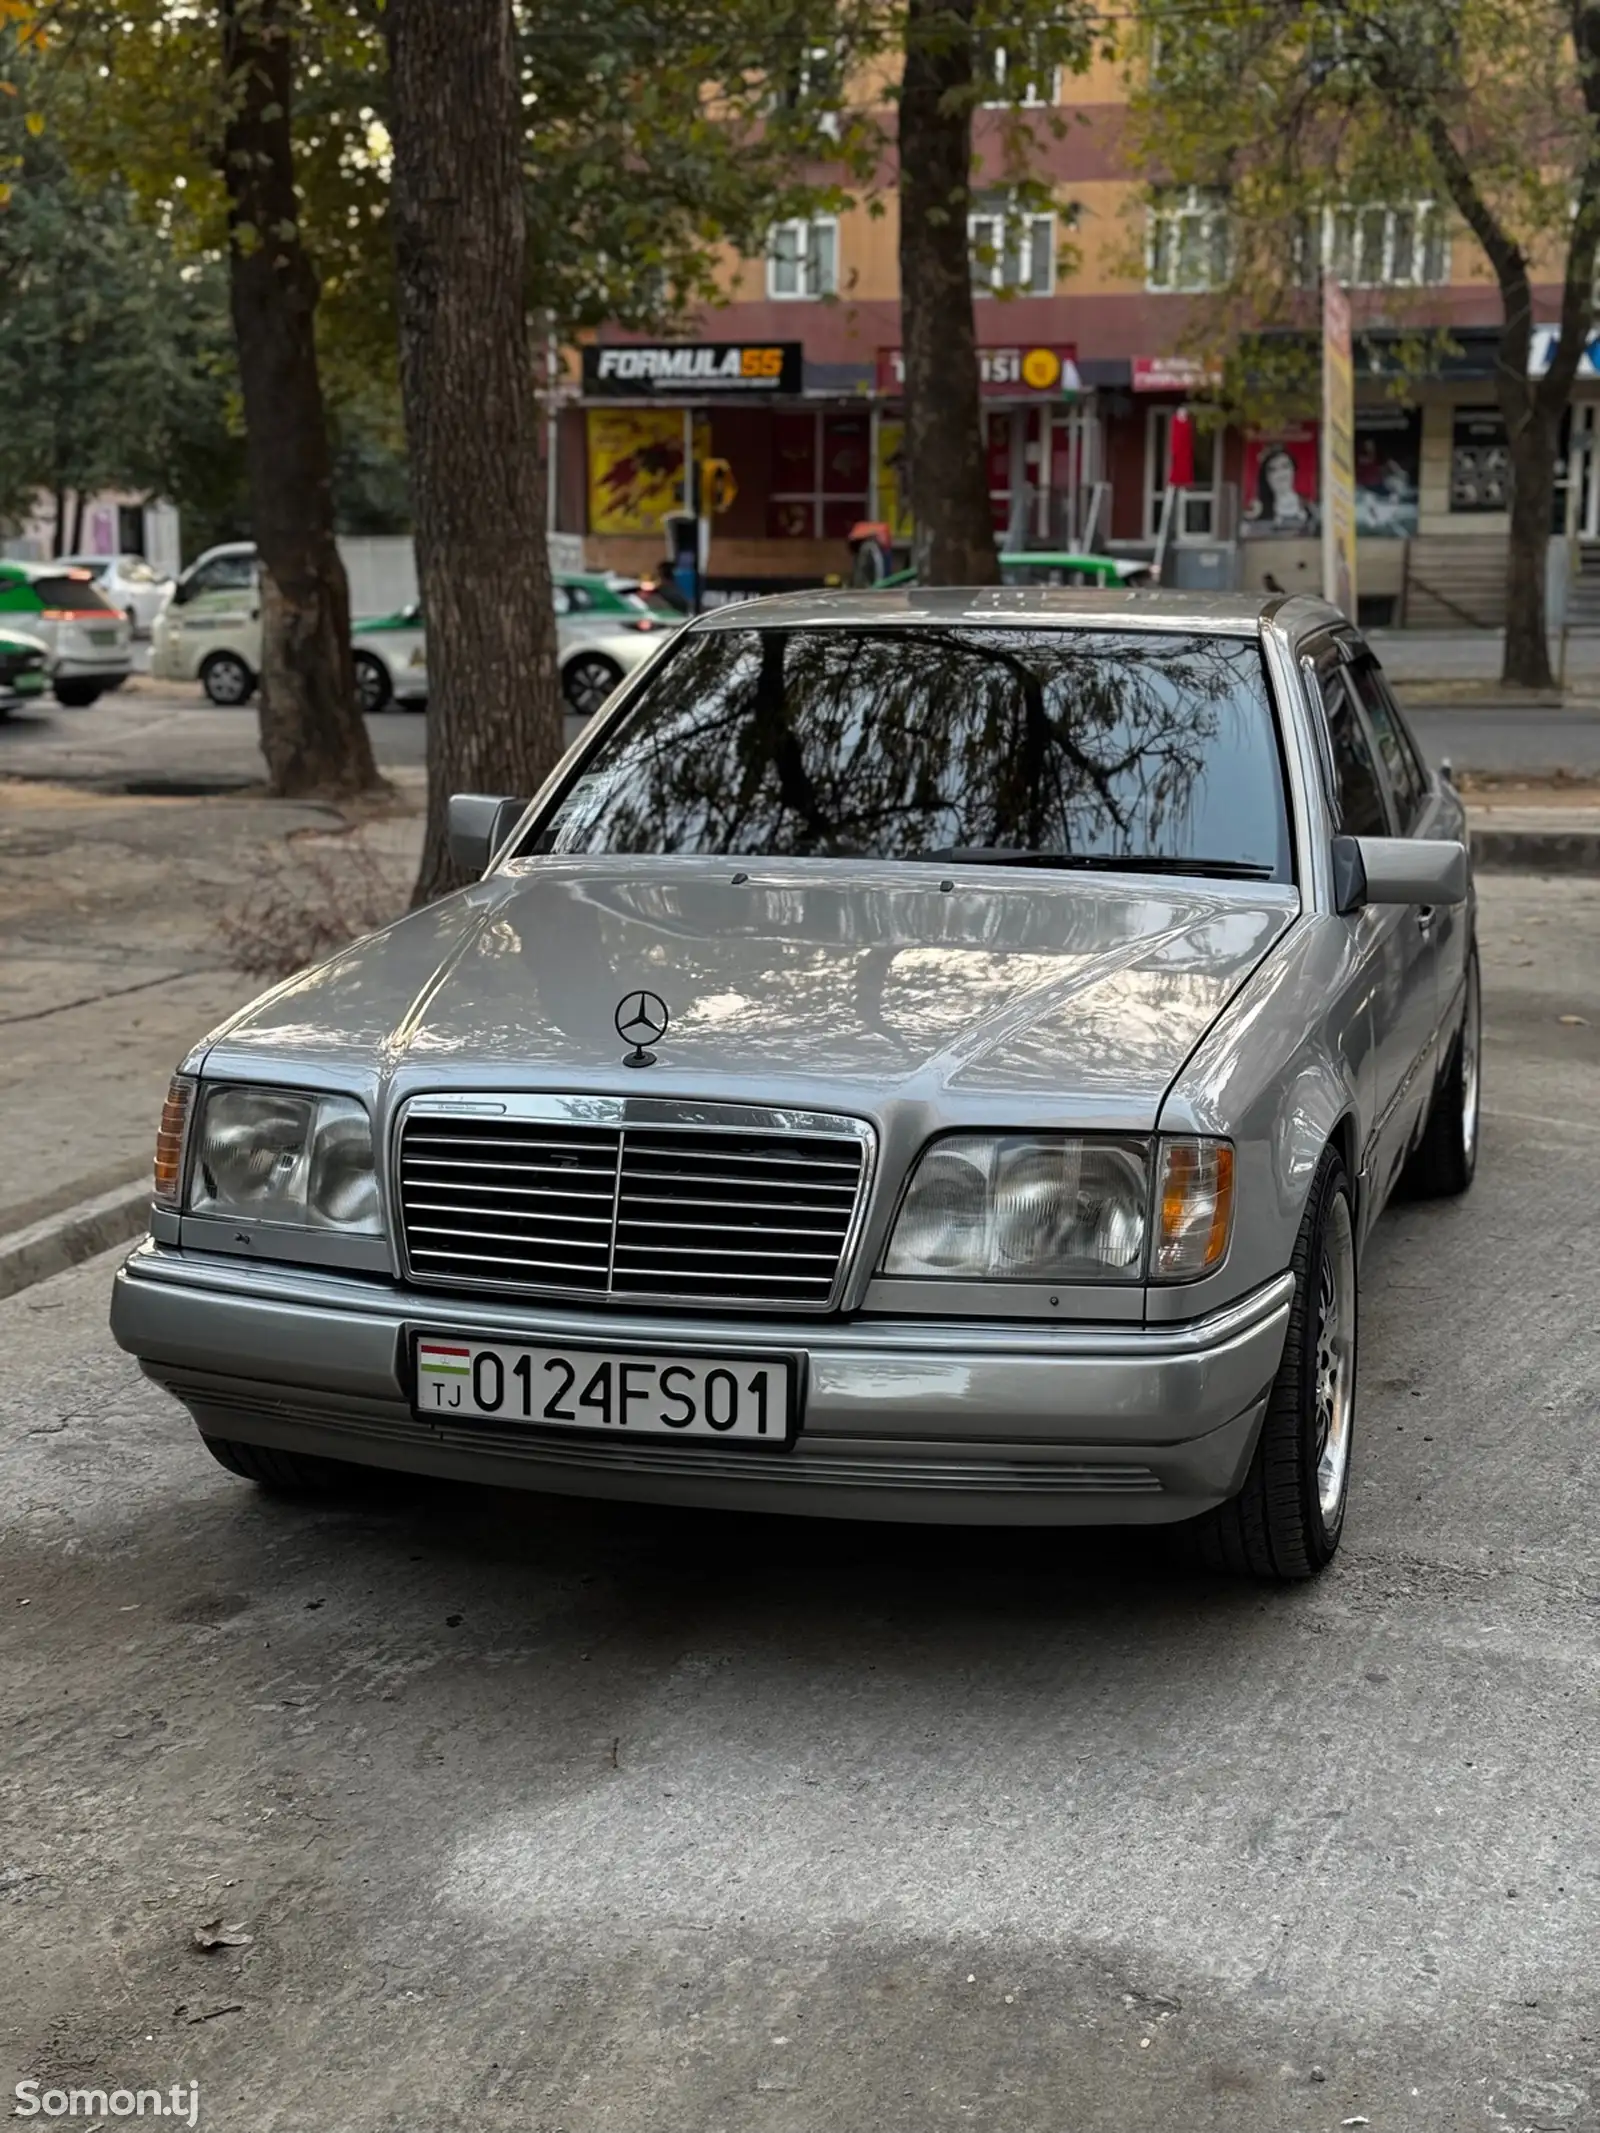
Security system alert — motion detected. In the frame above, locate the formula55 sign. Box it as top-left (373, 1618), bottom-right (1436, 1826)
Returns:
top-left (583, 343), bottom-right (803, 397)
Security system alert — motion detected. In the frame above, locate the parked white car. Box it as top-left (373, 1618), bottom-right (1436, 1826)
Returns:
top-left (153, 543), bottom-right (669, 714)
top-left (58, 553), bottom-right (175, 637)
top-left (0, 560), bottom-right (133, 704)
top-left (350, 602), bottom-right (428, 713)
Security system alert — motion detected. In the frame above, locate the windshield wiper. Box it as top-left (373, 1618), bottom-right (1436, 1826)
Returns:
top-left (931, 848), bottom-right (1277, 880)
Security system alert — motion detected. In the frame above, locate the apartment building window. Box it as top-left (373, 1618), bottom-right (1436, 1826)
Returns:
top-left (767, 217), bottom-right (838, 300)
top-left (1146, 188), bottom-right (1231, 292)
top-left (979, 37), bottom-right (1059, 106)
top-left (768, 410), bottom-right (871, 538)
top-left (969, 198), bottom-right (1054, 295)
top-left (769, 38), bottom-right (844, 134)
top-left (1323, 202), bottom-right (1448, 287)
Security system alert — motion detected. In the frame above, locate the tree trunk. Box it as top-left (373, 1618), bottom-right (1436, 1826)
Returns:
top-left (897, 0), bottom-right (1000, 585)
top-left (1498, 378), bottom-right (1560, 689)
top-left (69, 489), bottom-right (86, 554)
top-left (51, 482), bottom-right (67, 559)
top-left (386, 0), bottom-right (563, 905)
top-left (219, 0), bottom-right (379, 798)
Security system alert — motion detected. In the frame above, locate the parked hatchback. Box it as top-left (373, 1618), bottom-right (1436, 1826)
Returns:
top-left (0, 561), bottom-right (132, 704)
top-left (149, 542), bottom-right (259, 704)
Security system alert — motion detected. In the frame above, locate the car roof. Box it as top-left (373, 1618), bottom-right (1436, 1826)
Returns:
top-left (692, 586), bottom-right (1345, 636)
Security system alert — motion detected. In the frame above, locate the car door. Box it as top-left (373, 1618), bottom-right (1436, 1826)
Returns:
top-left (1331, 639), bottom-right (1442, 1211)
top-left (172, 551), bottom-right (261, 675)
top-left (1309, 639), bottom-right (1436, 1211)
top-left (1347, 646), bottom-right (1469, 1045)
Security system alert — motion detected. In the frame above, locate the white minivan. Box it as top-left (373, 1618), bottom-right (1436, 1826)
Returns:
top-left (149, 543), bottom-right (261, 704)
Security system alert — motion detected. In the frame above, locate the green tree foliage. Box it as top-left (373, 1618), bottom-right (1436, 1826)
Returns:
top-left (1126, 0), bottom-right (1600, 687)
top-left (0, 88), bottom-right (230, 541)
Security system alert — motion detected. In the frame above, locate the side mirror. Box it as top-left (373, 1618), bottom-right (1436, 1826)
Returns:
top-left (447, 793), bottom-right (526, 879)
top-left (1332, 834), bottom-right (1468, 915)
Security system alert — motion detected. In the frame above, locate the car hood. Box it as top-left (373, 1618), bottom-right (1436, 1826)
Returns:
top-left (199, 857), bottom-right (1297, 1128)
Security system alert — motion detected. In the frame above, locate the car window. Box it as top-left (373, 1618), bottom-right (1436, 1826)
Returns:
top-left (186, 553), bottom-right (256, 596)
top-left (33, 573), bottom-right (116, 614)
top-left (564, 584), bottom-right (594, 611)
top-left (526, 625), bottom-right (1294, 879)
top-left (551, 585), bottom-right (572, 616)
top-left (1349, 658), bottom-right (1428, 826)
top-left (1321, 670), bottom-right (1393, 836)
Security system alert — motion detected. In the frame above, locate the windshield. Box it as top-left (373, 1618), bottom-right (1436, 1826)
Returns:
top-left (525, 625), bottom-right (1293, 879)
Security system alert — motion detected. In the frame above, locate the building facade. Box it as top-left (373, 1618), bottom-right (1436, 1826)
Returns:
top-left (554, 50), bottom-right (1593, 625)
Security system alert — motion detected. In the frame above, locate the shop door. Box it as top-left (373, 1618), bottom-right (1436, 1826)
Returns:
top-left (1571, 404), bottom-right (1600, 540)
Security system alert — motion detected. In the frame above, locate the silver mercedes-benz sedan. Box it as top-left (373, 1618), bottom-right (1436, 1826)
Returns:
top-left (111, 590), bottom-right (1477, 1580)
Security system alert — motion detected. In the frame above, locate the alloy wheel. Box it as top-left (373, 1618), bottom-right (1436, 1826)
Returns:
top-left (1313, 1192), bottom-right (1356, 1528)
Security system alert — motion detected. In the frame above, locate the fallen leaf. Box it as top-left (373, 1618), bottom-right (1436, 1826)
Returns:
top-left (192, 1917), bottom-right (253, 1951)
top-left (1558, 1014), bottom-right (1589, 1026)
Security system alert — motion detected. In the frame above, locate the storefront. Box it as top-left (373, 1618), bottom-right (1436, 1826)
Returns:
top-left (566, 334), bottom-right (1094, 587)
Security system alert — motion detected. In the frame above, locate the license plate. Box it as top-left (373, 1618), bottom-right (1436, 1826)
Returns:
top-left (412, 1335), bottom-right (796, 1446)
top-left (88, 628), bottom-right (116, 646)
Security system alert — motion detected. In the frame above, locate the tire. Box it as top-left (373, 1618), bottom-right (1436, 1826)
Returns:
top-left (1401, 946), bottom-right (1480, 1199)
top-left (200, 1433), bottom-right (359, 1495)
top-left (200, 651), bottom-right (256, 706)
top-left (1183, 1148), bottom-right (1357, 1581)
top-left (52, 679), bottom-right (103, 707)
top-left (562, 651), bottom-right (623, 717)
top-left (352, 649), bottom-right (392, 714)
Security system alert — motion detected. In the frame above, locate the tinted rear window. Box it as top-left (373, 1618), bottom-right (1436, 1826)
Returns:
top-left (34, 574), bottom-right (115, 612)
top-left (527, 625), bottom-right (1292, 878)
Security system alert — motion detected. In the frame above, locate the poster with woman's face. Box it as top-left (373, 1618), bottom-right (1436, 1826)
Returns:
top-left (1354, 408), bottom-right (1421, 537)
top-left (1242, 425), bottom-right (1321, 538)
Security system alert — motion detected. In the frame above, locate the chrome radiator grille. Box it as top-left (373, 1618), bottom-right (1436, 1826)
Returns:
top-left (397, 1100), bottom-right (870, 1310)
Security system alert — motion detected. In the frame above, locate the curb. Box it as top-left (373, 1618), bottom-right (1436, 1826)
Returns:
top-left (1470, 828), bottom-right (1600, 873)
top-left (0, 1178), bottom-right (151, 1303)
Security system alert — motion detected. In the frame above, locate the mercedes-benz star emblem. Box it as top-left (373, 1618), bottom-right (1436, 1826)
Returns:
top-left (615, 988), bottom-right (670, 1069)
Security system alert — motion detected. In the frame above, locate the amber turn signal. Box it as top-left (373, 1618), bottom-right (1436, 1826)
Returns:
top-left (152, 1076), bottom-right (193, 1208)
top-left (1155, 1138), bottom-right (1235, 1281)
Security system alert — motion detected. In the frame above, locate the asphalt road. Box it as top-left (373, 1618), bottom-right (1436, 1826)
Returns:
top-left (4, 678), bottom-right (1600, 787)
top-left (3, 872), bottom-right (1597, 2133)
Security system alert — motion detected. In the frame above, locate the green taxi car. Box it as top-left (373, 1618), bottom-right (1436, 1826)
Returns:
top-left (0, 626), bottom-right (51, 714)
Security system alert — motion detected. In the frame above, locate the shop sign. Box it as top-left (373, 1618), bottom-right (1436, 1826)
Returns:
top-left (583, 341), bottom-right (802, 397)
top-left (1131, 355), bottom-right (1219, 393)
top-left (875, 344), bottom-right (1080, 396)
top-left (1528, 325), bottom-right (1600, 379)
top-left (1322, 277), bottom-right (1357, 615)
top-left (1450, 408), bottom-right (1509, 513)
top-left (1242, 423), bottom-right (1321, 539)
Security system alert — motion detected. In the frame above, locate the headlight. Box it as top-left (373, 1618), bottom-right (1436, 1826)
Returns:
top-left (884, 1134), bottom-right (1150, 1282)
top-left (882, 1133), bottom-right (1234, 1285)
top-left (189, 1086), bottom-right (381, 1232)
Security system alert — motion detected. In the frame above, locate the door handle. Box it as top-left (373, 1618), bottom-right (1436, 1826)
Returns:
top-left (1415, 905), bottom-right (1436, 933)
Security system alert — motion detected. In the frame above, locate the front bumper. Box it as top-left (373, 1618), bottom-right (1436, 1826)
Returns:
top-left (110, 1243), bottom-right (1293, 1527)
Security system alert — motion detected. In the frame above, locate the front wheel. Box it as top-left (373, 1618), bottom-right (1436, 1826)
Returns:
top-left (200, 651), bottom-right (255, 706)
top-left (562, 651), bottom-right (623, 718)
top-left (53, 679), bottom-right (104, 707)
top-left (352, 649), bottom-right (392, 714)
top-left (1184, 1148), bottom-right (1357, 1581)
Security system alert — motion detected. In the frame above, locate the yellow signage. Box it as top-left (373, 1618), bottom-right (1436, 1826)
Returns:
top-left (587, 409), bottom-right (709, 536)
top-left (1021, 347), bottom-right (1062, 391)
top-left (1322, 280), bottom-right (1358, 616)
